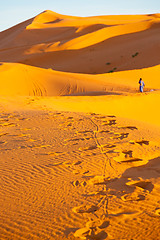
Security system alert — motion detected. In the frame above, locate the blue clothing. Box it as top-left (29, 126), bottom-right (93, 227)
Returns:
top-left (139, 79), bottom-right (145, 92)
top-left (140, 86), bottom-right (144, 92)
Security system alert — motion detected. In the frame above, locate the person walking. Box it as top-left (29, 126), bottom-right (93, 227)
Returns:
top-left (139, 78), bottom-right (145, 92)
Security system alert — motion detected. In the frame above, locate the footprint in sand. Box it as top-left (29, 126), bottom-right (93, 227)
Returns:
top-left (53, 112), bottom-right (62, 116)
top-left (102, 144), bottom-right (116, 149)
top-left (102, 119), bottom-right (116, 126)
top-left (77, 130), bottom-right (93, 134)
top-left (47, 151), bottom-right (63, 156)
top-left (73, 180), bottom-right (80, 187)
top-left (66, 123), bottom-right (72, 127)
top-left (88, 175), bottom-right (114, 185)
top-left (0, 141), bottom-right (7, 145)
top-left (93, 116), bottom-right (107, 120)
top-left (122, 150), bottom-right (133, 158)
top-left (66, 116), bottom-right (74, 120)
top-left (110, 132), bottom-right (129, 140)
top-left (72, 180), bottom-right (87, 187)
top-left (114, 150), bottom-right (143, 163)
top-left (16, 117), bottom-right (29, 121)
top-left (85, 190), bottom-right (107, 197)
top-left (126, 179), bottom-right (154, 192)
top-left (121, 158), bottom-right (143, 163)
top-left (98, 130), bottom-right (110, 134)
top-left (0, 133), bottom-right (8, 137)
top-left (86, 220), bottom-right (109, 229)
top-left (107, 115), bottom-right (116, 118)
top-left (88, 113), bottom-right (98, 116)
top-left (73, 161), bottom-right (82, 166)
top-left (136, 140), bottom-right (149, 146)
top-left (64, 137), bottom-right (85, 143)
top-left (122, 180), bottom-right (153, 201)
top-left (79, 145), bottom-right (97, 151)
top-left (155, 208), bottom-right (160, 216)
top-left (0, 122), bottom-right (17, 127)
top-left (118, 126), bottom-right (138, 130)
top-left (110, 210), bottom-right (139, 218)
top-left (121, 192), bottom-right (145, 201)
top-left (74, 219), bottom-right (108, 240)
top-left (72, 204), bottom-right (99, 214)
top-left (31, 144), bottom-right (51, 149)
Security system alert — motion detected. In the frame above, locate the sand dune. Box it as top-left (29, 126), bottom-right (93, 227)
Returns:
top-left (0, 10), bottom-right (160, 240)
top-left (0, 62), bottom-right (160, 96)
top-left (0, 11), bottom-right (160, 75)
top-left (0, 62), bottom-right (109, 96)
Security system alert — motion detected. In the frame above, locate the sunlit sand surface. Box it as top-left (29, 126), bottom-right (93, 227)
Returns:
top-left (0, 10), bottom-right (160, 240)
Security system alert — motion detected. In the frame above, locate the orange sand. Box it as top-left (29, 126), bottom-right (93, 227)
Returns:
top-left (0, 10), bottom-right (160, 240)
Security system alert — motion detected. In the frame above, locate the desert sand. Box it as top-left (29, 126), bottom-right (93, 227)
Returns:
top-left (0, 10), bottom-right (160, 240)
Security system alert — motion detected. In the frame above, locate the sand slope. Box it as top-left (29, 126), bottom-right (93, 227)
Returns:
top-left (0, 99), bottom-right (160, 240)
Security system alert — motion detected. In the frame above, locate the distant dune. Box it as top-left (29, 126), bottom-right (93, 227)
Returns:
top-left (0, 10), bottom-right (160, 96)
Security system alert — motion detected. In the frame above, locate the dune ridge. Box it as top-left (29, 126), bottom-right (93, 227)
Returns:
top-left (0, 10), bottom-right (160, 77)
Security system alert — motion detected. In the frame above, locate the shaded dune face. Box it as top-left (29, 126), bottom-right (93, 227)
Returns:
top-left (0, 10), bottom-right (160, 96)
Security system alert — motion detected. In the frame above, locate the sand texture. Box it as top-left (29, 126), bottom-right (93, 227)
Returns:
top-left (0, 10), bottom-right (160, 240)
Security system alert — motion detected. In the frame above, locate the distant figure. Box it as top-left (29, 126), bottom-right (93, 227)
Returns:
top-left (139, 78), bottom-right (145, 92)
